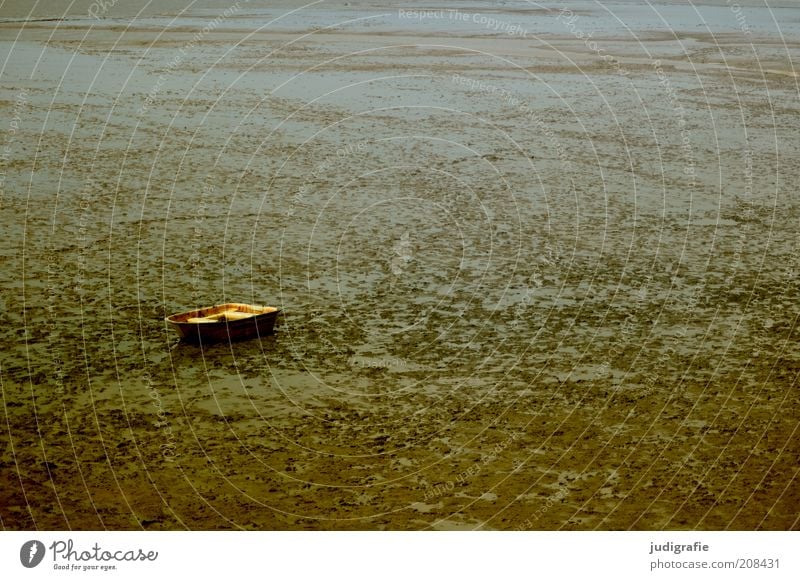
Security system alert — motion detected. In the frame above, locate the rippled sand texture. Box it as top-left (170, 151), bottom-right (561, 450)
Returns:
top-left (1, 1), bottom-right (799, 530)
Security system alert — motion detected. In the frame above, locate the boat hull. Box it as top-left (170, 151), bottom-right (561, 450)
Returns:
top-left (165, 303), bottom-right (280, 344)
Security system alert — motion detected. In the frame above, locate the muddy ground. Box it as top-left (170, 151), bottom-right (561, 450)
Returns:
top-left (1, 2), bottom-right (799, 530)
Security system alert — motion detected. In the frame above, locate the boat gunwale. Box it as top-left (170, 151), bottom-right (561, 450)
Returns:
top-left (165, 303), bottom-right (280, 326)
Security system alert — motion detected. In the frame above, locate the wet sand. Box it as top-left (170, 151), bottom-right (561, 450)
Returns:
top-left (1, 2), bottom-right (799, 530)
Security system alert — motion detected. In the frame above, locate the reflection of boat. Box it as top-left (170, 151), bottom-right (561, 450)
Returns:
top-left (166, 303), bottom-right (280, 343)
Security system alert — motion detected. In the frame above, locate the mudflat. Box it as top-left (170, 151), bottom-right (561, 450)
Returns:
top-left (1, 1), bottom-right (798, 530)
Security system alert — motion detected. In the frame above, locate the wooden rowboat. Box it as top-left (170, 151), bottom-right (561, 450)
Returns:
top-left (166, 303), bottom-right (280, 343)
